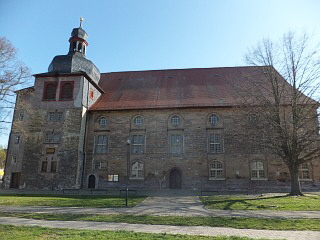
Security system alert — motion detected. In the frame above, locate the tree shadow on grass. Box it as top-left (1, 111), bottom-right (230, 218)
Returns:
top-left (202, 195), bottom-right (298, 210)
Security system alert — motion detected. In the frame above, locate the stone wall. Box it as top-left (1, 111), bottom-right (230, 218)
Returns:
top-left (84, 108), bottom-right (320, 190)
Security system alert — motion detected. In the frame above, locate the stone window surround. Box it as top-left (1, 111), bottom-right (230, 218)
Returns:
top-left (169, 131), bottom-right (184, 155)
top-left (131, 134), bottom-right (145, 154)
top-left (299, 162), bottom-right (312, 181)
top-left (98, 116), bottom-right (108, 128)
top-left (59, 81), bottom-right (74, 100)
top-left (130, 160), bottom-right (144, 180)
top-left (47, 111), bottom-right (64, 122)
top-left (250, 160), bottom-right (268, 180)
top-left (208, 113), bottom-right (220, 126)
top-left (40, 150), bottom-right (59, 173)
top-left (94, 134), bottom-right (108, 154)
top-left (133, 115), bottom-right (144, 128)
top-left (208, 133), bottom-right (223, 154)
top-left (208, 160), bottom-right (225, 180)
top-left (42, 82), bottom-right (58, 101)
top-left (44, 131), bottom-right (61, 144)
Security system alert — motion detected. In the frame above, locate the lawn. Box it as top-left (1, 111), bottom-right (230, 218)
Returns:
top-left (0, 194), bottom-right (145, 207)
top-left (200, 194), bottom-right (320, 210)
top-left (0, 225), bottom-right (260, 240)
top-left (1, 212), bottom-right (320, 231)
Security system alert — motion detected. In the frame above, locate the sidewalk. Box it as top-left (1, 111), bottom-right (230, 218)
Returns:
top-left (0, 196), bottom-right (319, 219)
top-left (1, 216), bottom-right (320, 240)
top-left (0, 195), bottom-right (319, 240)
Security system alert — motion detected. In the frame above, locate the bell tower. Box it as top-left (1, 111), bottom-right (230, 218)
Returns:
top-left (6, 19), bottom-right (104, 190)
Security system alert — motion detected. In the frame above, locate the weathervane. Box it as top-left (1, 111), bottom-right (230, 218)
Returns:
top-left (80, 17), bottom-right (84, 27)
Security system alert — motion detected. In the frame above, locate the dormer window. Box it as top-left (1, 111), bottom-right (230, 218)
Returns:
top-left (60, 82), bottom-right (74, 100)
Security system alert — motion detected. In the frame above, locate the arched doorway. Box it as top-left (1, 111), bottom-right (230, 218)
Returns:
top-left (88, 175), bottom-right (96, 189)
top-left (170, 169), bottom-right (182, 189)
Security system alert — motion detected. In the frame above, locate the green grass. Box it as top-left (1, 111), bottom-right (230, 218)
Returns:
top-left (0, 225), bottom-right (260, 240)
top-left (200, 194), bottom-right (320, 211)
top-left (1, 212), bottom-right (320, 231)
top-left (0, 194), bottom-right (145, 207)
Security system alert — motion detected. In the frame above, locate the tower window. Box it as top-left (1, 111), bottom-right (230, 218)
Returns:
top-left (60, 82), bottom-right (74, 100)
top-left (43, 83), bottom-right (57, 100)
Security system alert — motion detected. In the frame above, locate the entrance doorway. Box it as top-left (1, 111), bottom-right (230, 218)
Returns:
top-left (170, 169), bottom-right (182, 189)
top-left (10, 172), bottom-right (21, 188)
top-left (88, 175), bottom-right (96, 188)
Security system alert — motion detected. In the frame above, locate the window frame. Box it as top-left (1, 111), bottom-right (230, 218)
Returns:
top-left (59, 81), bottom-right (74, 100)
top-left (299, 163), bottom-right (312, 180)
top-left (130, 161), bottom-right (144, 180)
top-left (208, 133), bottom-right (223, 153)
top-left (41, 161), bottom-right (48, 172)
top-left (108, 174), bottom-right (119, 182)
top-left (133, 116), bottom-right (144, 128)
top-left (208, 113), bottom-right (220, 126)
top-left (131, 134), bottom-right (145, 154)
top-left (94, 135), bottom-right (108, 154)
top-left (169, 133), bottom-right (184, 155)
top-left (44, 132), bottom-right (61, 144)
top-left (250, 161), bottom-right (267, 180)
top-left (98, 117), bottom-right (108, 128)
top-left (209, 161), bottom-right (224, 180)
top-left (43, 82), bottom-right (57, 101)
top-left (170, 115), bottom-right (181, 127)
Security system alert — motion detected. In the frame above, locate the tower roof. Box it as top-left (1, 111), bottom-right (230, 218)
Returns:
top-left (48, 24), bottom-right (100, 83)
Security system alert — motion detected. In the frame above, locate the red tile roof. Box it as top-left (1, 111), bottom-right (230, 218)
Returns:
top-left (89, 66), bottom-right (308, 111)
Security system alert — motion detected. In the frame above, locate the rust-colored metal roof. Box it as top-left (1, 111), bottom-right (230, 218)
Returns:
top-left (89, 66), bottom-right (297, 111)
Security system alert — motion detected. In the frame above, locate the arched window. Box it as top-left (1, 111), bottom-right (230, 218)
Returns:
top-left (170, 115), bottom-right (181, 127)
top-left (131, 161), bottom-right (144, 179)
top-left (43, 83), bottom-right (57, 100)
top-left (209, 114), bottom-right (219, 126)
top-left (133, 116), bottom-right (144, 127)
top-left (209, 161), bottom-right (223, 179)
top-left (98, 117), bottom-right (107, 127)
top-left (299, 163), bottom-right (310, 180)
top-left (60, 82), bottom-right (74, 100)
top-left (251, 161), bottom-right (266, 179)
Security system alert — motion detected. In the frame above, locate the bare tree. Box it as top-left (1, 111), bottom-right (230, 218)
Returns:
top-left (236, 32), bottom-right (320, 196)
top-left (0, 37), bottom-right (31, 133)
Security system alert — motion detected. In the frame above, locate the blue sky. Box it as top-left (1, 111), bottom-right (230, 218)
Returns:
top-left (0, 0), bottom-right (320, 146)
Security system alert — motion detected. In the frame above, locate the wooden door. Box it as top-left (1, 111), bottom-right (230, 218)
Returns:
top-left (10, 172), bottom-right (21, 188)
top-left (170, 169), bottom-right (182, 189)
top-left (88, 175), bottom-right (96, 189)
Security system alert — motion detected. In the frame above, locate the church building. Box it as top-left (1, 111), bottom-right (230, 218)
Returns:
top-left (3, 25), bottom-right (320, 191)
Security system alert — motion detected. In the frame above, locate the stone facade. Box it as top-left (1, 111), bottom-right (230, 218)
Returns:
top-left (83, 108), bottom-right (320, 191)
top-left (3, 25), bottom-right (320, 191)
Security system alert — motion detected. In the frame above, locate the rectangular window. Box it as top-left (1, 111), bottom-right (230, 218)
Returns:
top-left (95, 161), bottom-right (107, 170)
top-left (108, 174), bottom-right (119, 182)
top-left (170, 134), bottom-right (183, 154)
top-left (132, 135), bottom-right (145, 154)
top-left (47, 112), bottom-right (63, 122)
top-left (95, 135), bottom-right (108, 154)
top-left (18, 113), bottom-right (24, 121)
top-left (41, 161), bottom-right (48, 172)
top-left (14, 135), bottom-right (20, 144)
top-left (56, 112), bottom-right (63, 122)
top-left (208, 134), bottom-right (223, 153)
top-left (12, 156), bottom-right (18, 164)
top-left (48, 112), bottom-right (55, 122)
top-left (51, 161), bottom-right (57, 173)
top-left (45, 132), bottom-right (61, 144)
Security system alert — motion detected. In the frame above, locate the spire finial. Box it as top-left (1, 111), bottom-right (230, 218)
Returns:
top-left (80, 17), bottom-right (84, 28)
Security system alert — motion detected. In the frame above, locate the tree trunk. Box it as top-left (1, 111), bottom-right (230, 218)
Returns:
top-left (289, 166), bottom-right (304, 196)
